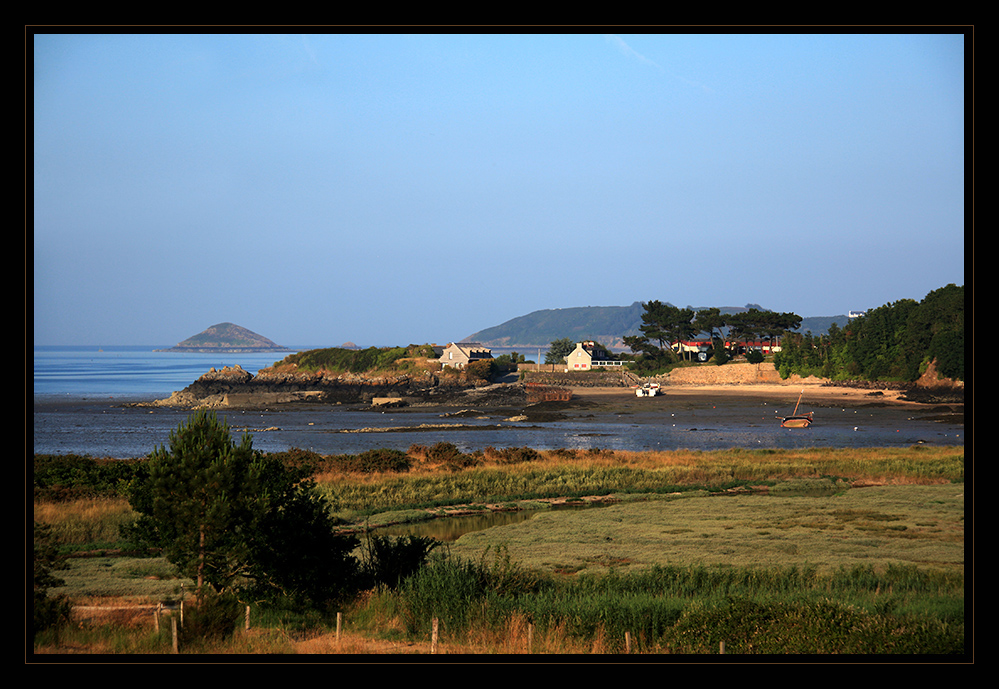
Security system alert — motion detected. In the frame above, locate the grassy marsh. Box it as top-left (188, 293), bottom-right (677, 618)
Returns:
top-left (33, 445), bottom-right (966, 655)
top-left (446, 483), bottom-right (964, 576)
top-left (314, 445), bottom-right (964, 523)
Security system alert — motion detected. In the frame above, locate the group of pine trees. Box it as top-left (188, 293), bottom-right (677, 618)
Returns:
top-left (621, 302), bottom-right (802, 372)
top-left (773, 283), bottom-right (964, 383)
top-left (559, 285), bottom-right (964, 383)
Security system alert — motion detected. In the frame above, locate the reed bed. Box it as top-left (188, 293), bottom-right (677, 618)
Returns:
top-left (374, 554), bottom-right (964, 654)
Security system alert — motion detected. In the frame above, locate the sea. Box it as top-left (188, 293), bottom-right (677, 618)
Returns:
top-left (31, 346), bottom-right (965, 459)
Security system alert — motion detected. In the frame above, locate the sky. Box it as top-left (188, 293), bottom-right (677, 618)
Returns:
top-left (31, 32), bottom-right (967, 347)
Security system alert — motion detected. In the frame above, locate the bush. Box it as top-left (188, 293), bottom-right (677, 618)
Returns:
top-left (282, 346), bottom-right (412, 373)
top-left (34, 454), bottom-right (146, 501)
top-left (484, 446), bottom-right (542, 464)
top-left (362, 535), bottom-right (440, 589)
top-left (33, 522), bottom-right (72, 638)
top-left (745, 349), bottom-right (765, 364)
top-left (466, 359), bottom-right (495, 381)
top-left (179, 590), bottom-right (243, 643)
top-left (264, 448), bottom-right (324, 473)
top-left (333, 449), bottom-right (413, 473)
top-left (426, 442), bottom-right (480, 470)
top-left (712, 344), bottom-right (730, 366)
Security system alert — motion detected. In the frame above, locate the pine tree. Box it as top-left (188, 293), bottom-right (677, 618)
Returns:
top-left (128, 411), bottom-right (258, 594)
top-left (127, 411), bottom-right (360, 606)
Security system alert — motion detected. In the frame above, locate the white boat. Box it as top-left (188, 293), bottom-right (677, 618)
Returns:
top-left (636, 382), bottom-right (661, 397)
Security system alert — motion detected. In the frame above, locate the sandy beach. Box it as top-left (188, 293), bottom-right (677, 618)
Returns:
top-left (570, 384), bottom-right (921, 407)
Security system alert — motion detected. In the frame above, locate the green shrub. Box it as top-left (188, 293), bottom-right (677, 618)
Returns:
top-left (332, 449), bottom-right (413, 473)
top-left (484, 446), bottom-right (542, 464)
top-left (466, 359), bottom-right (495, 381)
top-left (277, 344), bottom-right (437, 374)
top-left (33, 522), bottom-right (72, 638)
top-left (712, 345), bottom-right (730, 365)
top-left (264, 448), bottom-right (324, 474)
top-left (361, 534), bottom-right (440, 589)
top-left (179, 590), bottom-right (243, 644)
top-left (664, 597), bottom-right (963, 654)
top-left (428, 442), bottom-right (480, 470)
top-left (34, 454), bottom-right (146, 500)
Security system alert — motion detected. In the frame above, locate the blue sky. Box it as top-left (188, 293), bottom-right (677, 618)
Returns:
top-left (32, 32), bottom-right (966, 347)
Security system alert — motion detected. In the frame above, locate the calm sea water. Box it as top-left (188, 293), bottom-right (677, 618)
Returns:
top-left (32, 346), bottom-right (964, 458)
top-left (33, 346), bottom-right (296, 399)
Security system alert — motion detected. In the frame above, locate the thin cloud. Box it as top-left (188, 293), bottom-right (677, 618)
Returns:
top-left (605, 34), bottom-right (663, 71)
top-left (300, 34), bottom-right (320, 68)
top-left (605, 34), bottom-right (714, 94)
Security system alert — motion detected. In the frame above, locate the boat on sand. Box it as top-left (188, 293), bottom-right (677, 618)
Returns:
top-left (635, 382), bottom-right (661, 397)
top-left (780, 389), bottom-right (813, 428)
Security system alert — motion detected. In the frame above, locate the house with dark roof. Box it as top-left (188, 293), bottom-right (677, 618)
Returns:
top-left (439, 342), bottom-right (493, 369)
top-left (564, 341), bottom-right (622, 370)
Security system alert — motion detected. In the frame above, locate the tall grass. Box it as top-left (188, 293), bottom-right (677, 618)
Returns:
top-left (381, 553), bottom-right (964, 654)
top-left (33, 496), bottom-right (136, 550)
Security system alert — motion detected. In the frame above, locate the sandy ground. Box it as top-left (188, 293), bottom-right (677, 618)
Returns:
top-left (569, 384), bottom-right (919, 406)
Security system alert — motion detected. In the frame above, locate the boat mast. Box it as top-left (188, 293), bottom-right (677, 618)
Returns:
top-left (791, 388), bottom-right (804, 416)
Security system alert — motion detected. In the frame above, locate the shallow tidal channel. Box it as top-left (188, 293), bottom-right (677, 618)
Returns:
top-left (365, 480), bottom-right (847, 545)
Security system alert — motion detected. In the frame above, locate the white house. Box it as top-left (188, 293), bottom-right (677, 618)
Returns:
top-left (564, 341), bottom-right (622, 370)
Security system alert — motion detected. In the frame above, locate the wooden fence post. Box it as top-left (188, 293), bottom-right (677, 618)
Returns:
top-left (336, 612), bottom-right (343, 642)
top-left (245, 605), bottom-right (251, 631)
top-left (625, 631), bottom-right (632, 654)
top-left (431, 618), bottom-right (439, 654)
top-left (171, 617), bottom-right (179, 654)
top-left (719, 640), bottom-right (726, 654)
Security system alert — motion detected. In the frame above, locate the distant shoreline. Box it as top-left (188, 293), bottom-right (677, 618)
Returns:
top-left (152, 347), bottom-right (292, 353)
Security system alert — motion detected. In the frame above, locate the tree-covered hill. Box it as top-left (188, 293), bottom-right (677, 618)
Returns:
top-left (465, 303), bottom-right (646, 349)
top-left (465, 303), bottom-right (850, 349)
top-left (773, 284), bottom-right (965, 383)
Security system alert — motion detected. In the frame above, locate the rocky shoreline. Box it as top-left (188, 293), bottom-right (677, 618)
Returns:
top-left (133, 360), bottom-right (963, 412)
top-left (136, 364), bottom-right (530, 410)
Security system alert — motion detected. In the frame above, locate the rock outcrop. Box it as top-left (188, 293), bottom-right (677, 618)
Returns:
top-left (156, 322), bottom-right (290, 353)
top-left (146, 364), bottom-right (521, 409)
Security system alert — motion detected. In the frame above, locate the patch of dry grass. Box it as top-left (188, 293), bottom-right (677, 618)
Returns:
top-left (33, 496), bottom-right (137, 547)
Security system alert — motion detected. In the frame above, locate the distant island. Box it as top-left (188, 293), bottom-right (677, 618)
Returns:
top-left (156, 323), bottom-right (291, 353)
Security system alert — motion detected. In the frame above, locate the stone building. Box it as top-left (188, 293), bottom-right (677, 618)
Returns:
top-left (439, 342), bottom-right (493, 369)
